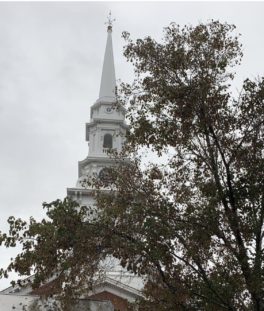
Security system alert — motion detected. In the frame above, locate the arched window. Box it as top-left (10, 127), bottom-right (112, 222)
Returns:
top-left (103, 133), bottom-right (113, 149)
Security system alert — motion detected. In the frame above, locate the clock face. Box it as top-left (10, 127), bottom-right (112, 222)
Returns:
top-left (98, 167), bottom-right (115, 185)
top-left (105, 106), bottom-right (113, 114)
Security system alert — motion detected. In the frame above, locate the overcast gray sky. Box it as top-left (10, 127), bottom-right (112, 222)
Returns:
top-left (0, 1), bottom-right (264, 290)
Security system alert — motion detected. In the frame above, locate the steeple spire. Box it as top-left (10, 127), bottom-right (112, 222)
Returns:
top-left (98, 12), bottom-right (116, 102)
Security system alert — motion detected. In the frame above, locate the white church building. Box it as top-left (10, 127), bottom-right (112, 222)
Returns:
top-left (0, 19), bottom-right (144, 311)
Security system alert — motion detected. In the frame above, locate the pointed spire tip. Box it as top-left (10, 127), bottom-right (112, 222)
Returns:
top-left (105, 11), bottom-right (115, 32)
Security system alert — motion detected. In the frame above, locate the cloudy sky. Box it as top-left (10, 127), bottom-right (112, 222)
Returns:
top-left (0, 1), bottom-right (264, 290)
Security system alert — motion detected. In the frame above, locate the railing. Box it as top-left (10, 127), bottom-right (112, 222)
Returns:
top-left (103, 148), bottom-right (110, 153)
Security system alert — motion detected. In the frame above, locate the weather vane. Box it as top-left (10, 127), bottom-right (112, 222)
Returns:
top-left (105, 11), bottom-right (116, 31)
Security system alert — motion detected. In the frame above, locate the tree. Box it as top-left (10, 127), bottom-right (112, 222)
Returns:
top-left (0, 199), bottom-right (107, 309)
top-left (1, 20), bottom-right (264, 310)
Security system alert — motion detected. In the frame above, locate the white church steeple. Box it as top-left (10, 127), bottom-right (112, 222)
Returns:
top-left (67, 16), bottom-right (128, 198)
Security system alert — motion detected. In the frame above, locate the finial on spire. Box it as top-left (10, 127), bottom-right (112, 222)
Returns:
top-left (105, 11), bottom-right (115, 32)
